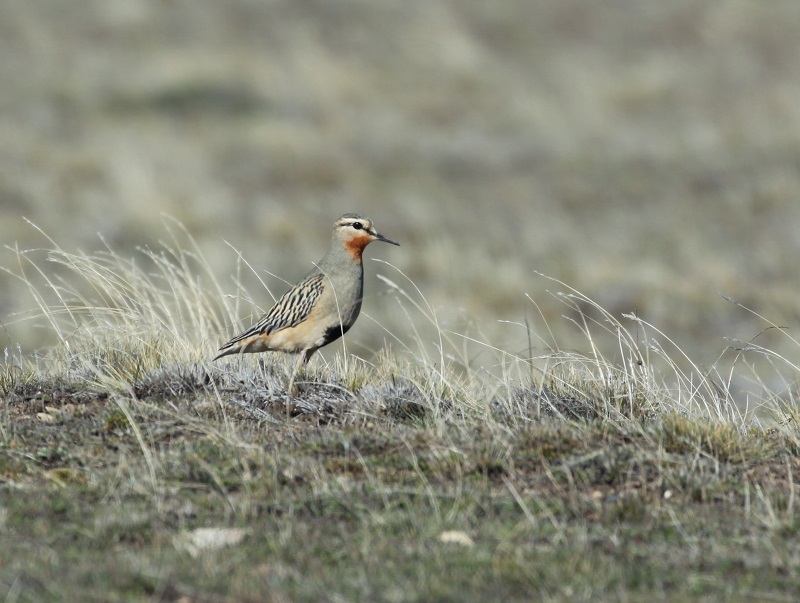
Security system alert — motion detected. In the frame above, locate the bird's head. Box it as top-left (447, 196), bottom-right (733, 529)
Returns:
top-left (333, 213), bottom-right (399, 259)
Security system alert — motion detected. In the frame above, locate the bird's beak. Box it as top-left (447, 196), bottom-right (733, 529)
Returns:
top-left (374, 231), bottom-right (400, 246)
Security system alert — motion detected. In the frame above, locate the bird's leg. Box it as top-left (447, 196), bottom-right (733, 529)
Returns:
top-left (285, 351), bottom-right (308, 405)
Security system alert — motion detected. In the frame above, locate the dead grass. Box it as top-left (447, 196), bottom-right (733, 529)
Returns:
top-left (2, 227), bottom-right (800, 601)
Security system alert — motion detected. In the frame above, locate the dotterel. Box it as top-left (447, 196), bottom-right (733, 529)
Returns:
top-left (214, 213), bottom-right (399, 363)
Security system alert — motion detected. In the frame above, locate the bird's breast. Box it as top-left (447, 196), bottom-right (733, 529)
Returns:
top-left (344, 235), bottom-right (373, 260)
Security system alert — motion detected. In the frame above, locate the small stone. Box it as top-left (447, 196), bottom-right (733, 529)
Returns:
top-left (438, 530), bottom-right (474, 547)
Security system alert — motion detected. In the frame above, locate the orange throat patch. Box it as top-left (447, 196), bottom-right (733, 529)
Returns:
top-left (344, 235), bottom-right (372, 260)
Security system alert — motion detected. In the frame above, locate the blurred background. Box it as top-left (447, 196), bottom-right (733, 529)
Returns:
top-left (2, 1), bottom-right (800, 399)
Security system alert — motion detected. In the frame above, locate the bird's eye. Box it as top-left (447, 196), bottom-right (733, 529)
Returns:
top-left (352, 222), bottom-right (363, 230)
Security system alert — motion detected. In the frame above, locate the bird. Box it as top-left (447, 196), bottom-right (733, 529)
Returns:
top-left (214, 213), bottom-right (399, 367)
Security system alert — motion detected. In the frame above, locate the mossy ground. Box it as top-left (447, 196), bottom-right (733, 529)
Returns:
top-left (2, 358), bottom-right (800, 602)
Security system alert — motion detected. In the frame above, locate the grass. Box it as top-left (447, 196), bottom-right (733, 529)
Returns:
top-left (2, 226), bottom-right (800, 602)
top-left (4, 1), bottom-right (800, 369)
top-left (3, 3), bottom-right (800, 600)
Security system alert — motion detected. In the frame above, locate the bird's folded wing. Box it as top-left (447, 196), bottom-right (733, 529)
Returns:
top-left (221, 273), bottom-right (326, 347)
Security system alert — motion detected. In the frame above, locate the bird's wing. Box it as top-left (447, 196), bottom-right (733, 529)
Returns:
top-left (219, 273), bottom-right (326, 349)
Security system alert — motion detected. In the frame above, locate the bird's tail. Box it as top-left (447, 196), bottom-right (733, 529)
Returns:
top-left (212, 345), bottom-right (238, 361)
top-left (212, 333), bottom-right (268, 360)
